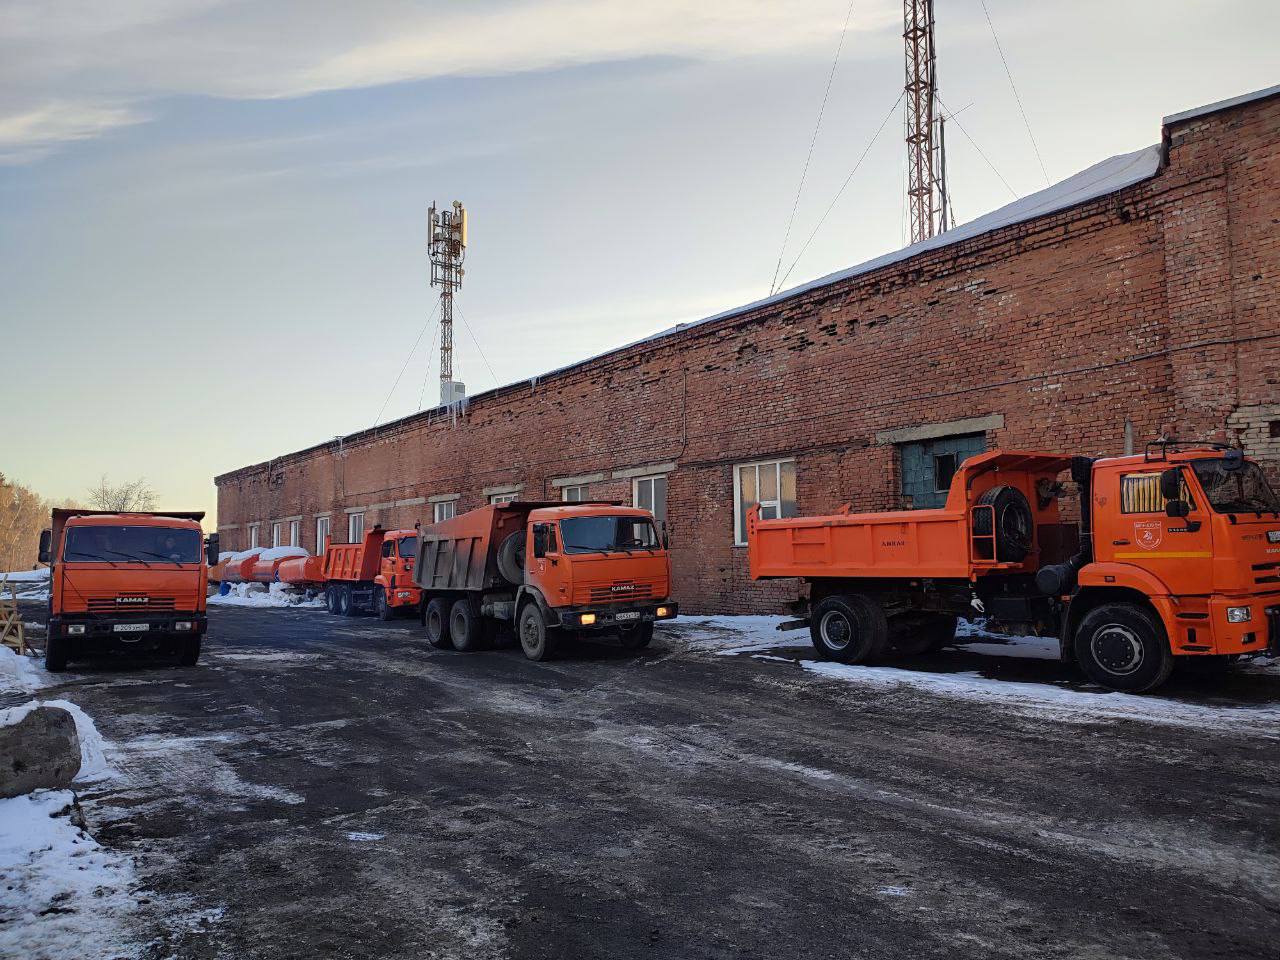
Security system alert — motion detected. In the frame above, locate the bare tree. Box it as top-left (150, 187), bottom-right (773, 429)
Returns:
top-left (87, 475), bottom-right (157, 512)
top-left (0, 473), bottom-right (54, 572)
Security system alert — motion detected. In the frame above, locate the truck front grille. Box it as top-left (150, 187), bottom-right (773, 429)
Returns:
top-left (1252, 562), bottom-right (1280, 586)
top-left (587, 583), bottom-right (656, 604)
top-left (86, 596), bottom-right (177, 613)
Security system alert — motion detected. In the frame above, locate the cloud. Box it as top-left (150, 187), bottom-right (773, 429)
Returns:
top-left (0, 0), bottom-right (898, 160)
top-left (0, 99), bottom-right (146, 162)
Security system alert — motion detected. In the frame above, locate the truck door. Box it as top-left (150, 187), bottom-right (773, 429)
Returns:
top-left (1106, 466), bottom-right (1213, 596)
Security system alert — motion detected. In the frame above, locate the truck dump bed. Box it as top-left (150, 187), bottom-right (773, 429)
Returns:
top-left (748, 451), bottom-right (1072, 582)
top-left (414, 502), bottom-right (559, 592)
top-left (323, 530), bottom-right (386, 583)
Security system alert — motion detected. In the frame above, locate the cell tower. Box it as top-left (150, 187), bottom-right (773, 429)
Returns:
top-left (427, 200), bottom-right (468, 408)
top-left (903, 0), bottom-right (949, 243)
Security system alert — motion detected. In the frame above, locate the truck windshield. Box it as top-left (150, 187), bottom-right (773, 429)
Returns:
top-left (64, 526), bottom-right (203, 564)
top-left (1191, 459), bottom-right (1280, 514)
top-left (397, 538), bottom-right (416, 558)
top-left (560, 516), bottom-right (659, 554)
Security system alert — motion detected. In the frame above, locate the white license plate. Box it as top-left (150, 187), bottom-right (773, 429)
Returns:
top-left (113, 623), bottom-right (150, 633)
top-left (616, 611), bottom-right (640, 622)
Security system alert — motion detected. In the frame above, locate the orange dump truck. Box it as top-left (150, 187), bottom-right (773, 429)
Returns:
top-left (748, 444), bottom-right (1280, 692)
top-left (413, 501), bottom-right (678, 660)
top-left (38, 508), bottom-right (219, 671)
top-left (320, 527), bottom-right (421, 619)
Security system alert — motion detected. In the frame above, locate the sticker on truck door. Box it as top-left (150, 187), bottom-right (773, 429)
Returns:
top-left (1133, 521), bottom-right (1163, 550)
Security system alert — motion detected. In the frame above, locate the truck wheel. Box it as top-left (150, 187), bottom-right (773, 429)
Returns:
top-left (619, 621), bottom-right (654, 650)
top-left (891, 614), bottom-right (958, 656)
top-left (1074, 603), bottom-right (1173, 692)
top-left (338, 585), bottom-right (355, 616)
top-left (44, 634), bottom-right (69, 673)
top-left (375, 587), bottom-right (392, 621)
top-left (496, 532), bottom-right (527, 585)
top-left (518, 604), bottom-right (555, 661)
top-left (325, 585), bottom-right (338, 614)
top-left (449, 599), bottom-right (487, 652)
top-left (973, 485), bottom-right (1033, 563)
top-left (177, 635), bottom-right (201, 667)
top-left (810, 594), bottom-right (887, 664)
top-left (424, 598), bottom-right (453, 649)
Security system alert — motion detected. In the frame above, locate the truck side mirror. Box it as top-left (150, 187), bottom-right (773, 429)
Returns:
top-left (1164, 500), bottom-right (1190, 519)
top-left (206, 533), bottom-right (220, 565)
top-left (38, 529), bottom-right (52, 565)
top-left (1159, 467), bottom-right (1183, 501)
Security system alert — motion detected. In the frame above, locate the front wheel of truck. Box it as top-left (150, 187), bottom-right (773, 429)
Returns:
top-left (619, 621), bottom-right (654, 649)
top-left (375, 587), bottom-right (392, 621)
top-left (1074, 603), bottom-right (1173, 693)
top-left (177, 635), bottom-right (201, 667)
top-left (810, 594), bottom-right (887, 664)
top-left (518, 604), bottom-right (555, 661)
top-left (44, 634), bottom-right (69, 672)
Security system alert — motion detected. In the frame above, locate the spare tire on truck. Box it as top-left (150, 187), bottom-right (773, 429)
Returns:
top-left (496, 531), bottom-right (526, 585)
top-left (972, 485), bottom-right (1033, 563)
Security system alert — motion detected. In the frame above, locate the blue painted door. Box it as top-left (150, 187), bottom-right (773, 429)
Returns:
top-left (899, 433), bottom-right (987, 509)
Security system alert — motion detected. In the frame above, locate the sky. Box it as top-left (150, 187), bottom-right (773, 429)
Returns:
top-left (2, 0), bottom-right (1277, 528)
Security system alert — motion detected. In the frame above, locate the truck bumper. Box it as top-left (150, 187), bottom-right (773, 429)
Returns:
top-left (556, 602), bottom-right (678, 630)
top-left (49, 613), bottom-right (207, 653)
top-left (1168, 594), bottom-right (1280, 656)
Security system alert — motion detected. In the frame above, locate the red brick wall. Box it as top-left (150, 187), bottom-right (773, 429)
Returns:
top-left (216, 94), bottom-right (1280, 614)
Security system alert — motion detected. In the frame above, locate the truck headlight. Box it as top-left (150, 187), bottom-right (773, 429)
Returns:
top-left (174, 621), bottom-right (193, 631)
top-left (656, 606), bottom-right (670, 618)
top-left (67, 624), bottom-right (85, 635)
top-left (1226, 606), bottom-right (1251, 623)
top-left (580, 613), bottom-right (597, 625)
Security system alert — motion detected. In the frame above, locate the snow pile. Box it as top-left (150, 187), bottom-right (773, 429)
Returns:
top-left (253, 546), bottom-right (308, 563)
top-left (208, 581), bottom-right (324, 609)
top-left (0, 790), bottom-right (140, 960)
top-left (2, 568), bottom-right (50, 601)
top-left (0, 699), bottom-right (116, 783)
top-left (674, 615), bottom-right (807, 657)
top-left (0, 646), bottom-right (51, 696)
top-left (0, 568), bottom-right (49, 583)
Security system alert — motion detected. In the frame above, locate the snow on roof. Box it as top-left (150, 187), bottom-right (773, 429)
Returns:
top-left (1162, 82), bottom-right (1280, 127)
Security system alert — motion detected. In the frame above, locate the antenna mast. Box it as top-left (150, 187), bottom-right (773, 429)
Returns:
top-left (904, 0), bottom-right (948, 242)
top-left (427, 200), bottom-right (468, 408)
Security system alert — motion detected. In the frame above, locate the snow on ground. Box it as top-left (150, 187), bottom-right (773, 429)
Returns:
top-left (675, 615), bottom-right (1280, 737)
top-left (0, 646), bottom-right (51, 695)
top-left (1, 568), bottom-right (49, 583)
top-left (0, 789), bottom-right (141, 960)
top-left (208, 581), bottom-right (324, 609)
top-left (3, 568), bottom-right (50, 601)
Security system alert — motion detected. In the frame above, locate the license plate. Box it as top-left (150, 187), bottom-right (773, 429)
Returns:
top-left (113, 623), bottom-right (150, 633)
top-left (616, 611), bottom-right (640, 622)
top-left (1268, 530), bottom-right (1280, 544)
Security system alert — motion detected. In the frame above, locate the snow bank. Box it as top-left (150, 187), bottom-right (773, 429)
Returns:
top-left (0, 568), bottom-right (49, 583)
top-left (0, 646), bottom-right (51, 695)
top-left (208, 581), bottom-right (324, 609)
top-left (0, 789), bottom-right (140, 959)
top-left (253, 545), bottom-right (308, 563)
top-left (0, 698), bottom-right (115, 783)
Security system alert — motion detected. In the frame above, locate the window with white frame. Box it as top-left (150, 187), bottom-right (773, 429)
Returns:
top-left (561, 484), bottom-right (587, 502)
top-left (433, 500), bottom-right (457, 523)
top-left (248, 523), bottom-right (260, 549)
top-left (348, 511), bottom-right (365, 543)
top-left (490, 492), bottom-right (517, 505)
top-left (289, 519), bottom-right (300, 546)
top-left (271, 522), bottom-right (283, 547)
top-left (315, 516), bottom-right (330, 553)
top-left (632, 475), bottom-right (667, 528)
top-left (733, 459), bottom-right (797, 545)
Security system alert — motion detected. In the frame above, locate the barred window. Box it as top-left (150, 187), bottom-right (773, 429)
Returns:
top-left (1121, 471), bottom-right (1193, 514)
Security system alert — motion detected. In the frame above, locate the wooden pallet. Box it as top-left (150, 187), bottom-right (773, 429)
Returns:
top-left (0, 576), bottom-right (26, 656)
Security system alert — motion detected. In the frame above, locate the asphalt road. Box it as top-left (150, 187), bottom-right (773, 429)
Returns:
top-left (22, 604), bottom-right (1280, 959)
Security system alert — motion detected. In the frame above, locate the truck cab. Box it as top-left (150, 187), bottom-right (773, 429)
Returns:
top-left (374, 529), bottom-right (422, 614)
top-left (38, 509), bottom-right (217, 671)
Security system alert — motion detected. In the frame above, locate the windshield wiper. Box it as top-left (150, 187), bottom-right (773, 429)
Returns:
top-left (136, 550), bottom-right (189, 564)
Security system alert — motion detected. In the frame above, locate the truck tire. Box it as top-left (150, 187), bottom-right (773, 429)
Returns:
top-left (424, 598), bottom-right (452, 649)
top-left (337, 584), bottom-right (353, 616)
top-left (44, 634), bottom-right (69, 673)
top-left (375, 587), bottom-right (392, 621)
top-left (496, 532), bottom-right (527, 585)
top-left (1074, 603), bottom-right (1173, 693)
top-left (177, 635), bottom-right (201, 667)
top-left (619, 621), bottom-right (654, 650)
top-left (449, 598), bottom-right (488, 652)
top-left (518, 603), bottom-right (555, 661)
top-left (810, 594), bottom-right (888, 664)
top-left (891, 614), bottom-right (958, 656)
top-left (973, 485), bottom-right (1034, 563)
top-left (325, 585), bottom-right (338, 614)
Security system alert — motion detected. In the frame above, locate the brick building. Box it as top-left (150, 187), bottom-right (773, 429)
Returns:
top-left (215, 86), bottom-right (1280, 614)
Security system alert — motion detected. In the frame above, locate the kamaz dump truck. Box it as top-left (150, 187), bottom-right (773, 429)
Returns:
top-left (413, 501), bottom-right (678, 660)
top-left (747, 443), bottom-right (1280, 692)
top-left (38, 508), bottom-right (219, 671)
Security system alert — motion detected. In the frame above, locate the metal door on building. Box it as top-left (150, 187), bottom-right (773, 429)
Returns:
top-left (899, 433), bottom-right (987, 509)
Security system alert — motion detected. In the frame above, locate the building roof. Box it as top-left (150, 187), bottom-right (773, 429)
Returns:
top-left (216, 83), bottom-right (1279, 482)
